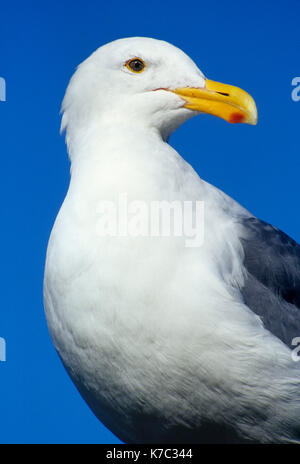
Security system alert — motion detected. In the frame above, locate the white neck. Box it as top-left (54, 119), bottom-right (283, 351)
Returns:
top-left (67, 121), bottom-right (194, 201)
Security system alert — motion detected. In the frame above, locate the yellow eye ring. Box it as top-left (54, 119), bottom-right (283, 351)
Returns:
top-left (125, 58), bottom-right (146, 73)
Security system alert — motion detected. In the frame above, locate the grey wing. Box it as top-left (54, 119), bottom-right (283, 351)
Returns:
top-left (239, 216), bottom-right (300, 349)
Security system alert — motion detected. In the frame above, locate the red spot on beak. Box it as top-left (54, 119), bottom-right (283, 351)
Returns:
top-left (229, 112), bottom-right (245, 124)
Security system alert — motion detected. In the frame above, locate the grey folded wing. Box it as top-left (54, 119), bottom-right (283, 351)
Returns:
top-left (239, 216), bottom-right (300, 349)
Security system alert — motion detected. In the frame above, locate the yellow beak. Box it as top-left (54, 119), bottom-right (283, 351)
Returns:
top-left (172, 79), bottom-right (257, 125)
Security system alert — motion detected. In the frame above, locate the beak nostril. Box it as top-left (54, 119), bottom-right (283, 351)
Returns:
top-left (216, 91), bottom-right (230, 96)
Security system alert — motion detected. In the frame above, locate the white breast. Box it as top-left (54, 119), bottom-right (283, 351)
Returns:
top-left (44, 131), bottom-right (297, 443)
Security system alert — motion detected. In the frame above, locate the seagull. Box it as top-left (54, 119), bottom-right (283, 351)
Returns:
top-left (44, 37), bottom-right (300, 444)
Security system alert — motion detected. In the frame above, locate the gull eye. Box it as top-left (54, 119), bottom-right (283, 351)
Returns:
top-left (126, 58), bottom-right (146, 73)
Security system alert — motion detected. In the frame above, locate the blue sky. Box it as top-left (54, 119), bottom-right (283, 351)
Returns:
top-left (0, 0), bottom-right (299, 444)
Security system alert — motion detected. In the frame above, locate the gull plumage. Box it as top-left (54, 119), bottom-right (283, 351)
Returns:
top-left (44, 37), bottom-right (300, 443)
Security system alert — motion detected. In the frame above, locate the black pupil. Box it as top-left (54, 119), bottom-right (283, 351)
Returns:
top-left (130, 59), bottom-right (144, 71)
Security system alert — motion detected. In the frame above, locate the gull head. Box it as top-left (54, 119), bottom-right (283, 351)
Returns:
top-left (61, 37), bottom-right (257, 145)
